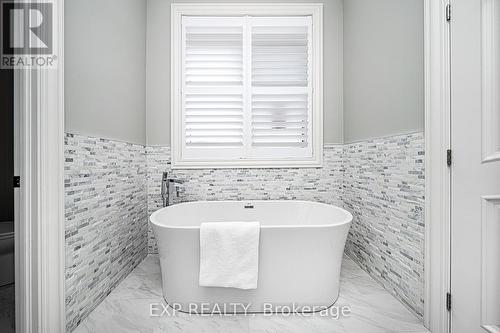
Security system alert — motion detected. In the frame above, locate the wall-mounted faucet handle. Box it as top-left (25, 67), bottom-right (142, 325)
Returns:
top-left (161, 173), bottom-right (185, 207)
top-left (161, 172), bottom-right (169, 207)
top-left (161, 173), bottom-right (169, 192)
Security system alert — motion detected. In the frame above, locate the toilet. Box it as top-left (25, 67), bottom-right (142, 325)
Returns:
top-left (0, 221), bottom-right (14, 286)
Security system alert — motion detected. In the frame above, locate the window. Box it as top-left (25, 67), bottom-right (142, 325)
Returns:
top-left (171, 4), bottom-right (323, 168)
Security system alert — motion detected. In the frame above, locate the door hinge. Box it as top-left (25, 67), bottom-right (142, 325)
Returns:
top-left (446, 4), bottom-right (451, 22)
top-left (13, 176), bottom-right (20, 188)
top-left (447, 149), bottom-right (452, 167)
top-left (446, 292), bottom-right (452, 311)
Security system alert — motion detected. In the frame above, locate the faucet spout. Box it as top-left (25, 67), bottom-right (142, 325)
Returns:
top-left (161, 172), bottom-right (184, 207)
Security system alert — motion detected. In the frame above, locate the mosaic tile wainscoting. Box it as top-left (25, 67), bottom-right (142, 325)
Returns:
top-left (65, 133), bottom-right (149, 332)
top-left (342, 132), bottom-right (425, 318)
top-left (146, 145), bottom-right (345, 254)
top-left (64, 131), bottom-right (425, 332)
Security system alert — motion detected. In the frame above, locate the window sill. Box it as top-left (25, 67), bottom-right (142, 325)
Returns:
top-left (171, 157), bottom-right (323, 169)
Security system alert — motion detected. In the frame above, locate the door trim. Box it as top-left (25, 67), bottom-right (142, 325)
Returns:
top-left (14, 0), bottom-right (65, 331)
top-left (424, 0), bottom-right (451, 332)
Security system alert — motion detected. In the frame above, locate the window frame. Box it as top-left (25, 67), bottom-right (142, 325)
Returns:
top-left (171, 3), bottom-right (324, 169)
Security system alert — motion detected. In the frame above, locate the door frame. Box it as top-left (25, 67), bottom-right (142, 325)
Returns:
top-left (424, 0), bottom-right (452, 332)
top-left (14, 0), bottom-right (65, 332)
top-left (13, 0), bottom-right (451, 331)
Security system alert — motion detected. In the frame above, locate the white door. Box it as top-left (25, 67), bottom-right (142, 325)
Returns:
top-left (451, 0), bottom-right (500, 332)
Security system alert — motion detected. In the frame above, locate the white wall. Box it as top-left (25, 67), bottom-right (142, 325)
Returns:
top-left (343, 0), bottom-right (424, 143)
top-left (65, 0), bottom-right (424, 146)
top-left (65, 0), bottom-right (147, 145)
top-left (146, 0), bottom-right (344, 145)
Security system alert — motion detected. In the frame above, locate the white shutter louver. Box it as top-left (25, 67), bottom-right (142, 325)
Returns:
top-left (183, 18), bottom-right (244, 151)
top-left (250, 18), bottom-right (312, 152)
top-left (252, 93), bottom-right (308, 147)
top-left (252, 26), bottom-right (309, 87)
top-left (185, 25), bottom-right (243, 87)
top-left (184, 93), bottom-right (244, 147)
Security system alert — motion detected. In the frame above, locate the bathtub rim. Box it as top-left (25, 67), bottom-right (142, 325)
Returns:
top-left (150, 200), bottom-right (353, 230)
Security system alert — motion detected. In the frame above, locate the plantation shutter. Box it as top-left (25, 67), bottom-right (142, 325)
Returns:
top-left (249, 17), bottom-right (313, 159)
top-left (182, 17), bottom-right (245, 160)
top-left (179, 16), bottom-right (316, 164)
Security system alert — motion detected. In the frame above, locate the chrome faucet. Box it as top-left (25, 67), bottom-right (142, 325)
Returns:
top-left (161, 172), bottom-right (184, 207)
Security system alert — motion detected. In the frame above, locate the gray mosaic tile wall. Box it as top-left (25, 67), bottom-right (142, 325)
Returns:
top-left (65, 133), bottom-right (148, 332)
top-left (342, 132), bottom-right (425, 318)
top-left (146, 145), bottom-right (345, 254)
top-left (65, 131), bottom-right (425, 330)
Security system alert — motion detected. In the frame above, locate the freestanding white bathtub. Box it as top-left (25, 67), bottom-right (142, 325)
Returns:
top-left (150, 200), bottom-right (352, 314)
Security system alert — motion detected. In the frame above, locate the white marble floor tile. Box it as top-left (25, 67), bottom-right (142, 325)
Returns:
top-left (131, 256), bottom-right (161, 277)
top-left (73, 297), bottom-right (250, 333)
top-left (248, 313), bottom-right (347, 333)
top-left (72, 298), bottom-right (164, 333)
top-left (106, 267), bottom-right (163, 301)
top-left (72, 255), bottom-right (429, 333)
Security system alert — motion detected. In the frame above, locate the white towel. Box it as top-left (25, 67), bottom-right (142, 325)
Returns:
top-left (199, 222), bottom-right (260, 289)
